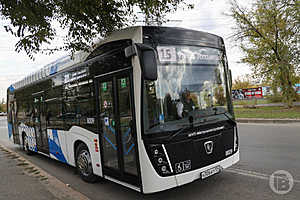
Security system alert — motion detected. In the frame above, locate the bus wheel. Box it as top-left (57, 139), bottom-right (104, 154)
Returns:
top-left (76, 143), bottom-right (98, 183)
top-left (22, 134), bottom-right (33, 155)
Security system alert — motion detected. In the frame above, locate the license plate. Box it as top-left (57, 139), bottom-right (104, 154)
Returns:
top-left (201, 166), bottom-right (222, 179)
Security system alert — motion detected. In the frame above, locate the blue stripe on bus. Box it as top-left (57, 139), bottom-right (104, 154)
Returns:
top-left (104, 127), bottom-right (133, 154)
top-left (7, 123), bottom-right (12, 139)
top-left (49, 65), bottom-right (58, 75)
top-left (48, 129), bottom-right (67, 163)
top-left (108, 126), bottom-right (116, 135)
top-left (125, 143), bottom-right (135, 155)
top-left (103, 134), bottom-right (117, 150)
top-left (8, 85), bottom-right (15, 92)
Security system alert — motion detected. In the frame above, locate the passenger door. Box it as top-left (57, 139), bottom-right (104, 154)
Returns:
top-left (32, 93), bottom-right (49, 154)
top-left (96, 70), bottom-right (139, 186)
top-left (9, 98), bottom-right (20, 144)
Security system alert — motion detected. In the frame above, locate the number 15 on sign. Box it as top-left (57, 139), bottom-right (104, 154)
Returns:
top-left (157, 47), bottom-right (176, 62)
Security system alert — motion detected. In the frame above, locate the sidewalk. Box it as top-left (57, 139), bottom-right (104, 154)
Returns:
top-left (0, 144), bottom-right (89, 200)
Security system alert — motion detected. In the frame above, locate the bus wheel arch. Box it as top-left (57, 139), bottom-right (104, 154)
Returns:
top-left (74, 141), bottom-right (98, 183)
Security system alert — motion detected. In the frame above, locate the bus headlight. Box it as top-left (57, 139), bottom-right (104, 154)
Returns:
top-left (161, 165), bottom-right (167, 172)
top-left (147, 144), bottom-right (174, 176)
top-left (157, 157), bottom-right (164, 164)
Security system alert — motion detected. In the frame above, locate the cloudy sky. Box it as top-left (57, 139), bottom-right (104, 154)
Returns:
top-left (0, 0), bottom-right (252, 101)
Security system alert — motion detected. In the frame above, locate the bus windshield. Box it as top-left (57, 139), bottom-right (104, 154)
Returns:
top-left (143, 45), bottom-right (230, 134)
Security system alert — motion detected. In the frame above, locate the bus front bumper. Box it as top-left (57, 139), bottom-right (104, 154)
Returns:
top-left (175, 150), bottom-right (240, 186)
top-left (142, 150), bottom-right (239, 194)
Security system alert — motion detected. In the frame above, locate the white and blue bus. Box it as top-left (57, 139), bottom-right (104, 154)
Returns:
top-left (7, 26), bottom-right (239, 193)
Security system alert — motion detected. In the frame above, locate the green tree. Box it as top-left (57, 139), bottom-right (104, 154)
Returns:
top-left (229, 0), bottom-right (300, 107)
top-left (0, 0), bottom-right (193, 58)
top-left (0, 104), bottom-right (6, 112)
top-left (232, 74), bottom-right (256, 90)
top-left (214, 85), bottom-right (226, 106)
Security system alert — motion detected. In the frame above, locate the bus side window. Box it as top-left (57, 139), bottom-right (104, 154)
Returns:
top-left (46, 100), bottom-right (63, 129)
top-left (25, 102), bottom-right (32, 117)
top-left (144, 80), bottom-right (159, 130)
top-left (63, 79), bottom-right (96, 131)
top-left (63, 83), bottom-right (78, 129)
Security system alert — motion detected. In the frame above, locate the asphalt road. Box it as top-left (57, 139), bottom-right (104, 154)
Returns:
top-left (0, 116), bottom-right (299, 200)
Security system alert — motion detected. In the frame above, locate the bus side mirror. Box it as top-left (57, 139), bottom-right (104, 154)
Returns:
top-left (125, 44), bottom-right (158, 81)
top-left (229, 69), bottom-right (233, 89)
top-left (141, 48), bottom-right (158, 81)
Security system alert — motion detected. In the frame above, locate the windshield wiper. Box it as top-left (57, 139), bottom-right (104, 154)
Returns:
top-left (168, 125), bottom-right (191, 141)
top-left (146, 117), bottom-right (189, 133)
top-left (167, 116), bottom-right (194, 141)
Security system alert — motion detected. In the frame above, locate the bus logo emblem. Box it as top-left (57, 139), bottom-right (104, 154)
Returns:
top-left (204, 141), bottom-right (214, 155)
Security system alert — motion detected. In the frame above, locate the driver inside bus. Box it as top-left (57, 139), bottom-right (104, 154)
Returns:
top-left (176, 89), bottom-right (195, 118)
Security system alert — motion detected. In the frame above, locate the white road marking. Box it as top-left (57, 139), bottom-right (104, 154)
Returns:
top-left (226, 168), bottom-right (300, 184)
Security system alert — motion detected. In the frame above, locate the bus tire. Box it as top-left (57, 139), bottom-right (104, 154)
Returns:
top-left (75, 143), bottom-right (98, 183)
top-left (22, 133), bottom-right (33, 155)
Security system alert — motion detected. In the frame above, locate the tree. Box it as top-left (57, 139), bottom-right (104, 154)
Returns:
top-left (0, 0), bottom-right (193, 59)
top-left (229, 0), bottom-right (300, 107)
top-left (232, 74), bottom-right (256, 90)
top-left (0, 104), bottom-right (6, 112)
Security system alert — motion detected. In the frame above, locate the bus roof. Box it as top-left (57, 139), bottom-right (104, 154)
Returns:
top-left (8, 26), bottom-right (223, 91)
top-left (9, 26), bottom-right (143, 91)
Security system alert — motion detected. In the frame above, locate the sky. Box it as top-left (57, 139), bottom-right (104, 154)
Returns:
top-left (0, 0), bottom-right (252, 102)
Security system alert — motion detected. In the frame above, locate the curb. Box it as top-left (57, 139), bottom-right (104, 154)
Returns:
top-left (236, 118), bottom-right (300, 124)
top-left (0, 144), bottom-right (90, 200)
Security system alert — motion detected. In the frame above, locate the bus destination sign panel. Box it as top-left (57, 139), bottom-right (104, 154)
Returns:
top-left (157, 46), bottom-right (220, 65)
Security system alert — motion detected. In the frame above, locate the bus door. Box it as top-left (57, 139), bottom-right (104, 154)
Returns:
top-left (32, 92), bottom-right (49, 154)
top-left (96, 70), bottom-right (139, 186)
top-left (8, 96), bottom-right (20, 144)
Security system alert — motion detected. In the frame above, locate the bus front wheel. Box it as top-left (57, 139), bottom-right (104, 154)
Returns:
top-left (75, 143), bottom-right (98, 183)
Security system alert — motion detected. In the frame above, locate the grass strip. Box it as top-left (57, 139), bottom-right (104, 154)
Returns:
top-left (234, 106), bottom-right (300, 119)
